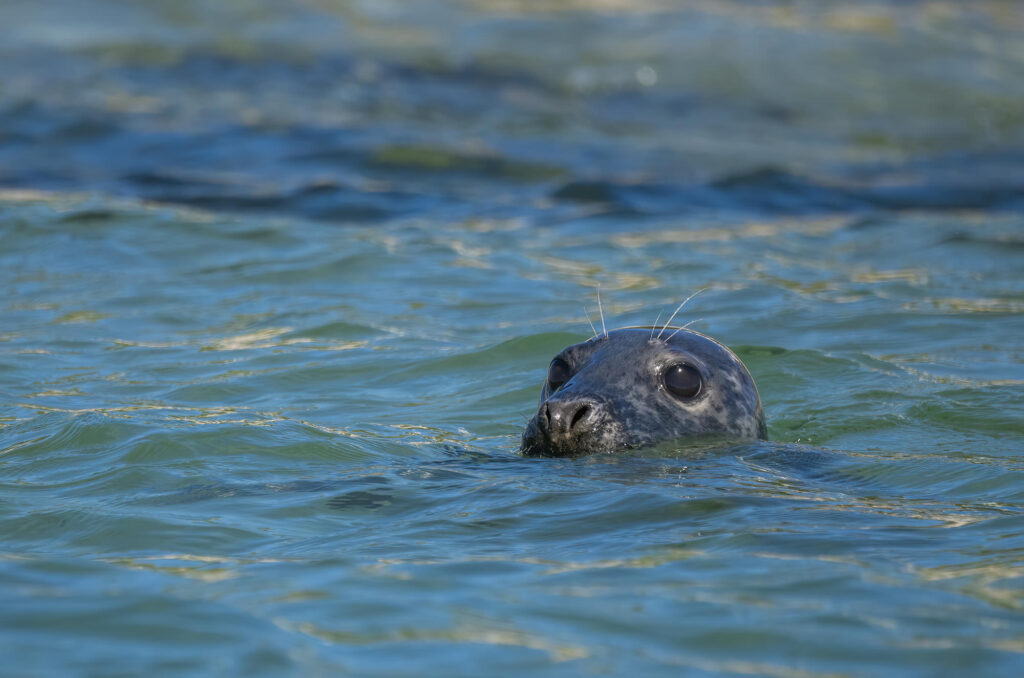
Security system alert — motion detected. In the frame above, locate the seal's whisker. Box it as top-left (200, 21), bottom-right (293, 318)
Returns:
top-left (650, 311), bottom-right (663, 341)
top-left (657, 288), bottom-right (705, 340)
top-left (666, 317), bottom-right (703, 340)
top-left (583, 307), bottom-right (598, 339)
top-left (597, 286), bottom-right (607, 337)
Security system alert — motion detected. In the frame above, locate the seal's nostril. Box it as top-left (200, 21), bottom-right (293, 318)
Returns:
top-left (570, 404), bottom-right (590, 430)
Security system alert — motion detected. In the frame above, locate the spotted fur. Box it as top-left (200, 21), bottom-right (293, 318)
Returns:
top-left (521, 327), bottom-right (766, 457)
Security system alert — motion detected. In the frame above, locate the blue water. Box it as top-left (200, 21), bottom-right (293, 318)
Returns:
top-left (2, 2), bottom-right (1024, 676)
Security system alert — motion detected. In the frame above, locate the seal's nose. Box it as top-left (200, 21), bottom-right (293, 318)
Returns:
top-left (543, 397), bottom-right (598, 439)
top-left (522, 394), bottom-right (610, 457)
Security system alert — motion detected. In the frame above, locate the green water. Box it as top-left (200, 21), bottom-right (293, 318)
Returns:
top-left (2, 1), bottom-right (1023, 676)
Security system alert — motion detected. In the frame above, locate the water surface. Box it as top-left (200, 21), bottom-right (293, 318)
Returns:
top-left (1, 1), bottom-right (1023, 676)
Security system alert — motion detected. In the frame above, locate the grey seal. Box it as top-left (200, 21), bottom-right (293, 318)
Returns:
top-left (520, 327), bottom-right (766, 457)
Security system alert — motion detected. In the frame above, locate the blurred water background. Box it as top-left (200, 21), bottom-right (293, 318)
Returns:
top-left (1, 1), bottom-right (1023, 676)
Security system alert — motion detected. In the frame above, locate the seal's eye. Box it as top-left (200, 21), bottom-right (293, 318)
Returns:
top-left (664, 363), bottom-right (702, 399)
top-left (547, 358), bottom-right (571, 391)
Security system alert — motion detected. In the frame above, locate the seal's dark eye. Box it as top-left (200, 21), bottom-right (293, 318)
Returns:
top-left (664, 363), bottom-right (702, 399)
top-left (547, 358), bottom-right (571, 390)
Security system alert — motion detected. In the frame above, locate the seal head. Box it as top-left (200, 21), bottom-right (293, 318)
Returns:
top-left (520, 327), bottom-right (766, 457)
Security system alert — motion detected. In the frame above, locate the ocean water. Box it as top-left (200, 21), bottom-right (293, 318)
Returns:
top-left (2, 1), bottom-right (1023, 676)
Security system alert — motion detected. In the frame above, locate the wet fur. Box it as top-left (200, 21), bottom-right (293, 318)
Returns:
top-left (521, 327), bottom-right (766, 457)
